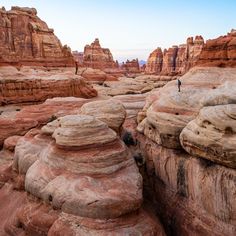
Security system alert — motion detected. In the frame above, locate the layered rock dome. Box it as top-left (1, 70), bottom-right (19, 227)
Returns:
top-left (11, 113), bottom-right (165, 235)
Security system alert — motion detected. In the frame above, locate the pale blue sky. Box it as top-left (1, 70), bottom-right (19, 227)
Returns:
top-left (1, 0), bottom-right (236, 61)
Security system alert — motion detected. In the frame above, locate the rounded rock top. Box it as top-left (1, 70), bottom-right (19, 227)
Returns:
top-left (52, 115), bottom-right (117, 147)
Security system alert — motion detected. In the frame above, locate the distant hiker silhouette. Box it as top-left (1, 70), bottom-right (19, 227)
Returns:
top-left (75, 61), bottom-right (78, 75)
top-left (177, 79), bottom-right (181, 92)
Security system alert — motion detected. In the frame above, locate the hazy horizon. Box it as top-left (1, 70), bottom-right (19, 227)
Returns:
top-left (1, 0), bottom-right (236, 62)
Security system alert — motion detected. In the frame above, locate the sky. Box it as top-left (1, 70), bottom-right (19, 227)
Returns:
top-left (1, 0), bottom-right (236, 62)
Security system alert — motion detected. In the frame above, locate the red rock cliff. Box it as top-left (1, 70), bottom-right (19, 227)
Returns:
top-left (146, 36), bottom-right (204, 75)
top-left (0, 6), bottom-right (74, 67)
top-left (197, 29), bottom-right (236, 67)
top-left (83, 38), bottom-right (118, 69)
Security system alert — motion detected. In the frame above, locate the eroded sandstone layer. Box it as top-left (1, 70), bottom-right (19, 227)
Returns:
top-left (0, 7), bottom-right (74, 67)
top-left (1, 113), bottom-right (165, 235)
top-left (197, 29), bottom-right (236, 67)
top-left (0, 97), bottom-right (95, 146)
top-left (134, 66), bottom-right (236, 235)
top-left (138, 67), bottom-right (236, 149)
top-left (0, 71), bottom-right (97, 105)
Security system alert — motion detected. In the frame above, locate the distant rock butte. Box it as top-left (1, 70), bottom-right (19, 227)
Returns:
top-left (145, 36), bottom-right (204, 75)
top-left (83, 38), bottom-right (119, 70)
top-left (121, 59), bottom-right (140, 74)
top-left (0, 7), bottom-right (74, 67)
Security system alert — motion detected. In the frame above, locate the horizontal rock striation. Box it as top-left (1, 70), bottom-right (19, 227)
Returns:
top-left (80, 99), bottom-right (126, 133)
top-left (0, 97), bottom-right (96, 146)
top-left (197, 29), bottom-right (236, 67)
top-left (180, 104), bottom-right (236, 168)
top-left (10, 113), bottom-right (165, 235)
top-left (0, 74), bottom-right (97, 105)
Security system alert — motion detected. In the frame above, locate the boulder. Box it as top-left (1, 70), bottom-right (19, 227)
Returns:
top-left (180, 104), bottom-right (236, 168)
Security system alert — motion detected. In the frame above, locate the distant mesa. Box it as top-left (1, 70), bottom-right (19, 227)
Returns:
top-left (0, 6), bottom-right (74, 67)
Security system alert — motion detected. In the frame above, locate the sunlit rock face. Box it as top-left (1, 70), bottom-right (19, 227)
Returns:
top-left (145, 36), bottom-right (204, 75)
top-left (83, 38), bottom-right (118, 70)
top-left (0, 7), bottom-right (74, 67)
top-left (25, 115), bottom-right (142, 218)
top-left (197, 29), bottom-right (236, 67)
top-left (145, 47), bottom-right (163, 74)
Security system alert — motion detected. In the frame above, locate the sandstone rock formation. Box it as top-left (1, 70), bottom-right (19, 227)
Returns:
top-left (138, 67), bottom-right (236, 149)
top-left (0, 7), bottom-right (74, 67)
top-left (135, 66), bottom-right (236, 235)
top-left (10, 114), bottom-right (165, 235)
top-left (113, 94), bottom-right (147, 119)
top-left (161, 46), bottom-right (179, 75)
top-left (83, 38), bottom-right (118, 70)
top-left (145, 36), bottom-right (204, 75)
top-left (80, 99), bottom-right (126, 132)
top-left (95, 74), bottom-right (175, 96)
top-left (121, 59), bottom-right (140, 74)
top-left (0, 97), bottom-right (96, 146)
top-left (180, 104), bottom-right (236, 168)
top-left (72, 50), bottom-right (83, 65)
top-left (197, 29), bottom-right (236, 67)
top-left (77, 67), bottom-right (117, 84)
top-left (145, 47), bottom-right (163, 74)
top-left (135, 134), bottom-right (236, 236)
top-left (0, 73), bottom-right (97, 105)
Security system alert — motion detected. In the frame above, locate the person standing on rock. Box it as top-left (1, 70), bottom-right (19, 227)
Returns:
top-left (177, 79), bottom-right (181, 92)
top-left (75, 61), bottom-right (78, 75)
